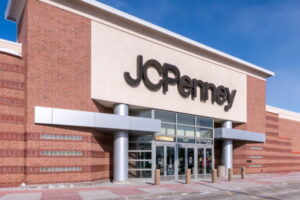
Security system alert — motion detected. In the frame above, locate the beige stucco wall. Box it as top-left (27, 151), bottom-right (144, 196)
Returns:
top-left (91, 20), bottom-right (247, 122)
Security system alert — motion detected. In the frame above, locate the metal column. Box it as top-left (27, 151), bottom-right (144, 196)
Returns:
top-left (113, 104), bottom-right (129, 182)
top-left (221, 121), bottom-right (233, 172)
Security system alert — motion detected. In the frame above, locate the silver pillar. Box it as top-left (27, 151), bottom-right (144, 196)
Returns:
top-left (222, 120), bottom-right (232, 129)
top-left (113, 104), bottom-right (129, 182)
top-left (222, 121), bottom-right (233, 171)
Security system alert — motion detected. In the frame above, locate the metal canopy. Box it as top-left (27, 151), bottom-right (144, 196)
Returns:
top-left (35, 106), bottom-right (161, 133)
top-left (214, 128), bottom-right (265, 143)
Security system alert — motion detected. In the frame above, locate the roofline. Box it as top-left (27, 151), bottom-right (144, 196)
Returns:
top-left (5, 0), bottom-right (26, 22)
top-left (0, 39), bottom-right (22, 57)
top-left (266, 105), bottom-right (300, 122)
top-left (4, 0), bottom-right (12, 20)
top-left (80, 0), bottom-right (274, 78)
top-left (6, 0), bottom-right (275, 78)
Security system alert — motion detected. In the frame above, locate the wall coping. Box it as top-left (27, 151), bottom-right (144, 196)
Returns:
top-left (266, 105), bottom-right (300, 122)
top-left (0, 39), bottom-right (22, 57)
top-left (6, 0), bottom-right (274, 79)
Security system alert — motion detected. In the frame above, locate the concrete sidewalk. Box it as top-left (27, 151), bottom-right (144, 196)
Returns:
top-left (1, 172), bottom-right (300, 200)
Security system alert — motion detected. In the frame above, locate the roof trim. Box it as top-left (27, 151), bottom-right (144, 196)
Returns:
top-left (266, 105), bottom-right (300, 122)
top-left (6, 0), bottom-right (275, 78)
top-left (0, 39), bottom-right (22, 57)
top-left (80, 0), bottom-right (274, 78)
top-left (5, 0), bottom-right (26, 22)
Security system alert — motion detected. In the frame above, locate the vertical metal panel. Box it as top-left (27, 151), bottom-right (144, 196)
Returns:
top-left (222, 120), bottom-right (233, 129)
top-left (221, 121), bottom-right (233, 172)
top-left (222, 139), bottom-right (233, 170)
top-left (113, 104), bottom-right (129, 182)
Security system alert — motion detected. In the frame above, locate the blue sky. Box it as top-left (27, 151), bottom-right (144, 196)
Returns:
top-left (1, 0), bottom-right (300, 112)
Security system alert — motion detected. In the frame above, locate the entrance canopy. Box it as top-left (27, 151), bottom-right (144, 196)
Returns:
top-left (214, 128), bottom-right (265, 142)
top-left (35, 106), bottom-right (161, 133)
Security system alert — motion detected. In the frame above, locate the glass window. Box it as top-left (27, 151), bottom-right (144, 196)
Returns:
top-left (129, 170), bottom-right (152, 178)
top-left (196, 128), bottom-right (213, 138)
top-left (155, 110), bottom-right (175, 123)
top-left (129, 143), bottom-right (151, 150)
top-left (129, 135), bottom-right (153, 142)
top-left (177, 137), bottom-right (195, 143)
top-left (177, 113), bottom-right (195, 126)
top-left (129, 161), bottom-right (151, 169)
top-left (177, 125), bottom-right (195, 138)
top-left (160, 123), bottom-right (175, 136)
top-left (130, 110), bottom-right (152, 118)
top-left (196, 117), bottom-right (213, 128)
top-left (129, 152), bottom-right (151, 160)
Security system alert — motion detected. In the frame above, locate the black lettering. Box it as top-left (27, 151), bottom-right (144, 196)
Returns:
top-left (178, 75), bottom-right (192, 98)
top-left (205, 82), bottom-right (216, 103)
top-left (124, 55), bottom-right (143, 86)
top-left (192, 79), bottom-right (206, 101)
top-left (225, 88), bottom-right (237, 111)
top-left (162, 63), bottom-right (180, 94)
top-left (142, 59), bottom-right (163, 91)
top-left (216, 85), bottom-right (227, 105)
top-left (124, 56), bottom-right (237, 111)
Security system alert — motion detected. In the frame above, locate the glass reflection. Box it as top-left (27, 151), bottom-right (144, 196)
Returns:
top-left (155, 110), bottom-right (176, 123)
top-left (206, 149), bottom-right (213, 173)
top-left (156, 146), bottom-right (164, 175)
top-left (198, 148), bottom-right (204, 174)
top-left (178, 147), bottom-right (185, 175)
top-left (177, 113), bottom-right (194, 125)
top-left (167, 146), bottom-right (174, 175)
top-left (187, 148), bottom-right (194, 174)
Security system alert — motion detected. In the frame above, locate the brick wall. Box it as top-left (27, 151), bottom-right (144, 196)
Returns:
top-left (230, 74), bottom-right (300, 173)
top-left (2, 0), bottom-right (113, 187)
top-left (0, 52), bottom-right (25, 187)
top-left (231, 75), bottom-right (266, 173)
top-left (2, 0), bottom-right (300, 188)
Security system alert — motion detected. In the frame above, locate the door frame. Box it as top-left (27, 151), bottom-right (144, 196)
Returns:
top-left (152, 141), bottom-right (214, 180)
top-left (152, 141), bottom-right (176, 180)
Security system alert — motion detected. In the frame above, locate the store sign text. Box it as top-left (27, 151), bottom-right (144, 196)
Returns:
top-left (124, 55), bottom-right (237, 111)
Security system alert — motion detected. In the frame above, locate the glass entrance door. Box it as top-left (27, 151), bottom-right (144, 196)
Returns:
top-left (155, 145), bottom-right (175, 180)
top-left (206, 148), bottom-right (213, 174)
top-left (197, 148), bottom-right (205, 177)
top-left (178, 147), bottom-right (185, 177)
top-left (177, 146), bottom-right (194, 179)
top-left (156, 146), bottom-right (164, 176)
top-left (187, 148), bottom-right (194, 174)
top-left (166, 146), bottom-right (175, 176)
top-left (197, 147), bottom-right (213, 177)
top-left (155, 144), bottom-right (213, 180)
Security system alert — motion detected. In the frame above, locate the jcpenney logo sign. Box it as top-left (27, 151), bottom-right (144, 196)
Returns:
top-left (124, 55), bottom-right (237, 111)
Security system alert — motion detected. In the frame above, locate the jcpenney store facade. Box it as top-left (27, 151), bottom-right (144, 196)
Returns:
top-left (1, 0), bottom-right (286, 187)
